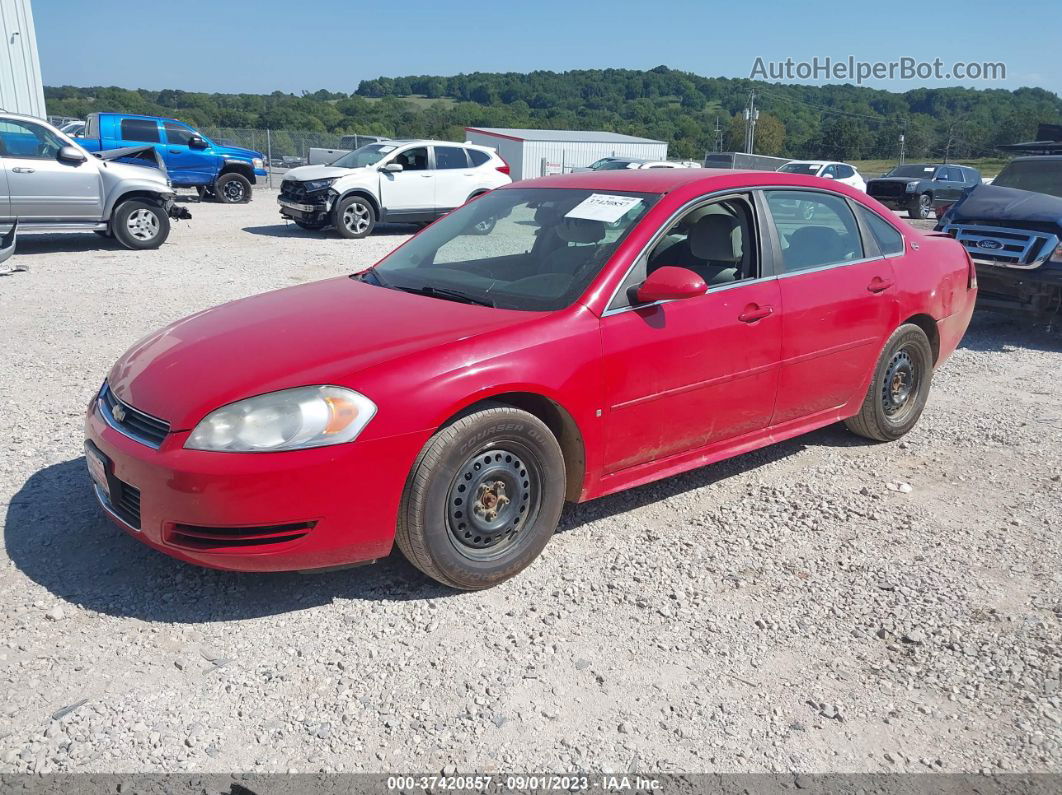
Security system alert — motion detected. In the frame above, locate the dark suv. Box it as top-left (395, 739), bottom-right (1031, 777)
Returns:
top-left (937, 156), bottom-right (1062, 318)
top-left (867, 164), bottom-right (982, 219)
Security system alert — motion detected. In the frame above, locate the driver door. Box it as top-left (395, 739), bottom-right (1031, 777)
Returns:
top-left (162, 121), bottom-right (216, 186)
top-left (0, 118), bottom-right (102, 220)
top-left (598, 193), bottom-right (782, 473)
top-left (379, 146), bottom-right (434, 212)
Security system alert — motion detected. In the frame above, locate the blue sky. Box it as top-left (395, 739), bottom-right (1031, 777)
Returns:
top-left (34, 0), bottom-right (1061, 95)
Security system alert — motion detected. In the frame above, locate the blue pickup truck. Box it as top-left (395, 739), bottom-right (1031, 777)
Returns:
top-left (78, 113), bottom-right (266, 203)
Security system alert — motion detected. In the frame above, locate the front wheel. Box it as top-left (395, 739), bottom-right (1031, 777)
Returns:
top-left (396, 404), bottom-right (566, 590)
top-left (214, 173), bottom-right (252, 204)
top-left (908, 193), bottom-right (932, 219)
top-left (334, 195), bottom-right (376, 239)
top-left (845, 324), bottom-right (934, 442)
top-left (111, 200), bottom-right (170, 250)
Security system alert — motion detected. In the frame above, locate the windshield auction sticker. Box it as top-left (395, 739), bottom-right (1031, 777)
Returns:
top-left (566, 194), bottom-right (643, 223)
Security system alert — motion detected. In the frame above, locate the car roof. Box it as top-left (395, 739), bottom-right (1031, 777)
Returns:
top-left (506, 168), bottom-right (858, 194)
top-left (389, 139), bottom-right (494, 150)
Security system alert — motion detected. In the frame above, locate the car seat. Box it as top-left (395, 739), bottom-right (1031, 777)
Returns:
top-left (783, 226), bottom-right (848, 270)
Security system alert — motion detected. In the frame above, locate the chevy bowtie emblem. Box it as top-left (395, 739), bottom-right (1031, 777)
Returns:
top-left (111, 403), bottom-right (127, 422)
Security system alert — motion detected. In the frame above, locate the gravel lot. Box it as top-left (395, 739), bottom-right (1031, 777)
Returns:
top-left (0, 191), bottom-right (1059, 775)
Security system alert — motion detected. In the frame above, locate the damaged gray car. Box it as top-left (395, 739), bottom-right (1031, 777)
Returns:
top-left (0, 112), bottom-right (190, 250)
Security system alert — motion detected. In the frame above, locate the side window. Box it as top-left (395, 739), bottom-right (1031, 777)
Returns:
top-left (392, 147), bottom-right (428, 171)
top-left (467, 149), bottom-right (490, 167)
top-left (836, 164), bottom-right (854, 179)
top-left (119, 118), bottom-right (161, 143)
top-left (764, 190), bottom-right (864, 273)
top-left (856, 205), bottom-right (904, 256)
top-left (0, 119), bottom-right (66, 159)
top-left (163, 122), bottom-right (196, 146)
top-left (435, 146), bottom-right (469, 169)
top-left (610, 195), bottom-right (757, 310)
top-left (821, 164), bottom-right (837, 178)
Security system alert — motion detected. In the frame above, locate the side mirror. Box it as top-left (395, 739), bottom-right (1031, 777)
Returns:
top-left (636, 266), bottom-right (707, 304)
top-left (188, 135), bottom-right (208, 149)
top-left (57, 145), bottom-right (87, 165)
top-left (381, 162), bottom-right (403, 173)
top-left (821, 173), bottom-right (835, 179)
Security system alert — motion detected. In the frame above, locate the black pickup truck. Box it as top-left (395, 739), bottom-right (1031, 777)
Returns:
top-left (936, 156), bottom-right (1062, 318)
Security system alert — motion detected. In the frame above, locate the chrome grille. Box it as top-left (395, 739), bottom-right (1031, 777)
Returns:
top-left (98, 384), bottom-right (170, 448)
top-left (942, 223), bottom-right (1059, 269)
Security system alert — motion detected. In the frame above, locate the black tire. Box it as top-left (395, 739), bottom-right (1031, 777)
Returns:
top-left (214, 173), bottom-right (252, 204)
top-left (94, 229), bottom-right (111, 238)
top-left (334, 195), bottom-right (376, 239)
top-left (395, 404), bottom-right (566, 590)
top-left (845, 324), bottom-right (934, 442)
top-left (110, 200), bottom-right (170, 250)
top-left (293, 219), bottom-right (326, 231)
top-left (908, 193), bottom-right (932, 219)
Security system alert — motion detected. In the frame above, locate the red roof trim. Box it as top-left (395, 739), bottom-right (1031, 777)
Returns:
top-left (465, 127), bottom-right (525, 142)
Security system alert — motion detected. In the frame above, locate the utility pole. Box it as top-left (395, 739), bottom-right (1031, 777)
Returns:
top-left (898, 118), bottom-right (907, 165)
top-left (743, 91), bottom-right (759, 154)
top-left (713, 117), bottom-right (723, 152)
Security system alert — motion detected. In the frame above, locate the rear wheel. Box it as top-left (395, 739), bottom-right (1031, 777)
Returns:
top-left (908, 193), bottom-right (932, 219)
top-left (395, 404), bottom-right (566, 590)
top-left (111, 200), bottom-right (170, 250)
top-left (845, 324), bottom-right (934, 442)
top-left (215, 173), bottom-right (252, 204)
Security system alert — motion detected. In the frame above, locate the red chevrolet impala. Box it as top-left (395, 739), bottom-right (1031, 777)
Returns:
top-left (85, 169), bottom-right (976, 589)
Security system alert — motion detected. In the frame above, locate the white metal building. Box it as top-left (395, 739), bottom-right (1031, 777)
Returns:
top-left (465, 127), bottom-right (667, 181)
top-left (0, 0), bottom-right (45, 118)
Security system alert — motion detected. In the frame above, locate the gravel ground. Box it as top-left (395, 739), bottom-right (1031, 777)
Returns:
top-left (0, 192), bottom-right (1059, 775)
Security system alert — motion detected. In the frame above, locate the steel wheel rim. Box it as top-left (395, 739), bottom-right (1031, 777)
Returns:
top-left (446, 444), bottom-right (540, 561)
top-left (343, 203), bottom-right (371, 234)
top-left (882, 347), bottom-right (920, 421)
top-left (224, 180), bottom-right (245, 201)
top-left (126, 208), bottom-right (159, 241)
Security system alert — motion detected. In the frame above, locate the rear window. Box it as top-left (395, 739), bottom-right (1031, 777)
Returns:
top-left (856, 205), bottom-right (904, 256)
top-left (467, 149), bottom-right (490, 167)
top-left (120, 118), bottom-right (160, 143)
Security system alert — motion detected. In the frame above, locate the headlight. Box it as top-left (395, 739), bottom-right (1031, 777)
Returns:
top-left (904, 182), bottom-right (918, 192)
top-left (1050, 243), bottom-right (1062, 264)
top-left (301, 177), bottom-right (337, 192)
top-left (252, 158), bottom-right (264, 169)
top-left (185, 386), bottom-right (376, 452)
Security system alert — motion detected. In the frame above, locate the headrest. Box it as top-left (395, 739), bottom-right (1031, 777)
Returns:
top-left (690, 213), bottom-right (741, 262)
top-left (556, 218), bottom-right (606, 245)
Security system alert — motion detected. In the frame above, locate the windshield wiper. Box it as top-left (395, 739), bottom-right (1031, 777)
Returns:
top-left (395, 285), bottom-right (494, 307)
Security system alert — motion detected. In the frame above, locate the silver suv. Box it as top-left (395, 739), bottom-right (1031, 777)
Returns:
top-left (0, 113), bottom-right (189, 249)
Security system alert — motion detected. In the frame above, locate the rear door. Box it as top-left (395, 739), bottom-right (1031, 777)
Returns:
top-left (763, 189), bottom-right (898, 426)
top-left (0, 117), bottom-right (102, 220)
top-left (378, 145), bottom-right (434, 212)
top-left (432, 145), bottom-right (476, 210)
top-left (162, 121), bottom-right (215, 186)
top-left (0, 157), bottom-right (10, 221)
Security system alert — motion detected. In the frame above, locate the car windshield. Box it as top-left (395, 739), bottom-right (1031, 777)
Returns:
top-left (331, 143), bottom-right (396, 169)
top-left (365, 187), bottom-right (659, 311)
top-left (991, 160), bottom-right (1062, 198)
top-left (885, 165), bottom-right (938, 178)
top-left (592, 160), bottom-right (636, 170)
top-left (778, 163), bottom-right (822, 175)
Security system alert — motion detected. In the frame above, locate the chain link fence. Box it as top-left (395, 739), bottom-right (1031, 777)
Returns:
top-left (199, 127), bottom-right (354, 188)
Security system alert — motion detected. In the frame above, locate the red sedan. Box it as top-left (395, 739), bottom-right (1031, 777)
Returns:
top-left (85, 169), bottom-right (976, 589)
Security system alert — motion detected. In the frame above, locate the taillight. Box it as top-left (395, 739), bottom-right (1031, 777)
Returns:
top-left (964, 249), bottom-right (977, 290)
top-left (496, 159), bottom-right (510, 175)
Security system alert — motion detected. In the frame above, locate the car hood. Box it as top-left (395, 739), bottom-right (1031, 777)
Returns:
top-left (949, 183), bottom-right (1062, 225)
top-left (107, 276), bottom-right (528, 431)
top-left (216, 144), bottom-right (263, 160)
top-left (284, 164), bottom-right (364, 181)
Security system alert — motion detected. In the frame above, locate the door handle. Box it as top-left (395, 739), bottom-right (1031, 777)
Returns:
top-left (11, 167), bottom-right (34, 174)
top-left (738, 304), bottom-right (774, 323)
top-left (420, 174), bottom-right (432, 178)
top-left (867, 277), bottom-right (894, 293)
top-left (169, 149), bottom-right (181, 153)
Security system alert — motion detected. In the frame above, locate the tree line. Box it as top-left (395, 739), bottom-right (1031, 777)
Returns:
top-left (45, 66), bottom-right (1062, 161)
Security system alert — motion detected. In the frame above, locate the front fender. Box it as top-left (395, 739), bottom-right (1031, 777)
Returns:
top-left (103, 186), bottom-right (175, 220)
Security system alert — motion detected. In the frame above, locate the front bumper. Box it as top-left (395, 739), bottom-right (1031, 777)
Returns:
top-left (85, 398), bottom-right (430, 572)
top-left (277, 187), bottom-right (335, 223)
top-left (974, 263), bottom-right (1062, 316)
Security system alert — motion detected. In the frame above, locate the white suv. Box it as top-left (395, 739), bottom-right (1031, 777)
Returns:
top-left (777, 160), bottom-right (867, 192)
top-left (279, 140), bottom-right (511, 238)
